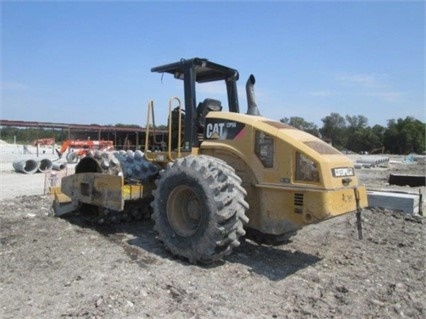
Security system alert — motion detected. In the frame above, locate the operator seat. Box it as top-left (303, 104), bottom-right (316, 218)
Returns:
top-left (197, 98), bottom-right (222, 130)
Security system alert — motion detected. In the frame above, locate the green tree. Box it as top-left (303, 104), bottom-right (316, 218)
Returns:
top-left (345, 115), bottom-right (368, 130)
top-left (319, 113), bottom-right (347, 149)
top-left (372, 124), bottom-right (386, 143)
top-left (115, 123), bottom-right (142, 128)
top-left (384, 117), bottom-right (425, 154)
top-left (280, 116), bottom-right (319, 136)
top-left (349, 127), bottom-right (382, 153)
top-left (0, 127), bottom-right (67, 144)
top-left (345, 115), bottom-right (383, 153)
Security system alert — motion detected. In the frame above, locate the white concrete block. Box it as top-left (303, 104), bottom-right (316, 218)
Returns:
top-left (367, 191), bottom-right (420, 214)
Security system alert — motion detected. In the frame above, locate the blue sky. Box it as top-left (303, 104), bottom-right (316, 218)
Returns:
top-left (1, 0), bottom-right (424, 128)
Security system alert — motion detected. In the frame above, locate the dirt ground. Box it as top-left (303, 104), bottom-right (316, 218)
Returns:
top-left (0, 144), bottom-right (425, 318)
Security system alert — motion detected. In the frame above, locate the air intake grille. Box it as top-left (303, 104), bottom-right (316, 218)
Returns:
top-left (294, 193), bottom-right (304, 206)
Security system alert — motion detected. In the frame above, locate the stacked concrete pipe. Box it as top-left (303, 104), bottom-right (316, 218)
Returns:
top-left (356, 156), bottom-right (390, 168)
top-left (13, 158), bottom-right (63, 174)
top-left (52, 162), bottom-right (67, 171)
top-left (12, 159), bottom-right (40, 174)
top-left (37, 158), bottom-right (53, 172)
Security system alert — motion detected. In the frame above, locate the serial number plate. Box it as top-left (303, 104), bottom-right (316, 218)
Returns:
top-left (332, 167), bottom-right (355, 177)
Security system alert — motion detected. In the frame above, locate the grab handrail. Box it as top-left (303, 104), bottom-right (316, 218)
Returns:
top-left (168, 97), bottom-right (182, 161)
top-left (144, 100), bottom-right (155, 161)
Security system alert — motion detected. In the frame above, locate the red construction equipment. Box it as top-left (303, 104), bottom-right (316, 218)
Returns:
top-left (56, 139), bottom-right (114, 163)
top-left (33, 138), bottom-right (55, 146)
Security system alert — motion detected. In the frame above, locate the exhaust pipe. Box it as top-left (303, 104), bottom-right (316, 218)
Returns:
top-left (246, 74), bottom-right (260, 116)
top-left (13, 159), bottom-right (40, 174)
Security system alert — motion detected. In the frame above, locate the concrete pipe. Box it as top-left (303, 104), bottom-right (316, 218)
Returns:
top-left (66, 152), bottom-right (79, 163)
top-left (12, 159), bottom-right (40, 174)
top-left (38, 158), bottom-right (53, 172)
top-left (52, 162), bottom-right (67, 171)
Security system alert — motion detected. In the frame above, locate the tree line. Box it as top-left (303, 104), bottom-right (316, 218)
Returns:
top-left (0, 126), bottom-right (68, 144)
top-left (1, 114), bottom-right (424, 155)
top-left (281, 114), bottom-right (425, 155)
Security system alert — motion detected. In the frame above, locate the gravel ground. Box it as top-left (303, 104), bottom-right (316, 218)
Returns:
top-left (0, 143), bottom-right (424, 318)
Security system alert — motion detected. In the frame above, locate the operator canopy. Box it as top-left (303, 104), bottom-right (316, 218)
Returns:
top-left (151, 58), bottom-right (239, 83)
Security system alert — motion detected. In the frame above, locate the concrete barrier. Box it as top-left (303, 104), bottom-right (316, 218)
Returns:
top-left (367, 190), bottom-right (421, 214)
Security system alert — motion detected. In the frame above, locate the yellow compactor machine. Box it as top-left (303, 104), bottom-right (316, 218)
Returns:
top-left (54, 58), bottom-right (368, 263)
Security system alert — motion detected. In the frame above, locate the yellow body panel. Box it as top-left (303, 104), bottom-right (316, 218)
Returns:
top-left (201, 112), bottom-right (368, 235)
top-left (252, 184), bottom-right (367, 234)
top-left (144, 149), bottom-right (200, 168)
top-left (61, 173), bottom-right (146, 211)
top-left (122, 184), bottom-right (145, 201)
top-left (49, 186), bottom-right (72, 203)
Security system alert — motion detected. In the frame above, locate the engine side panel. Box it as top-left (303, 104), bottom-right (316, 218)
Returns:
top-left (201, 112), bottom-right (368, 236)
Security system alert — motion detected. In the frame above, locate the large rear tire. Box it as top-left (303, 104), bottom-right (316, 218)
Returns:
top-left (151, 155), bottom-right (249, 263)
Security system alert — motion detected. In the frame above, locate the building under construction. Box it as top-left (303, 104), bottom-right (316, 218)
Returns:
top-left (0, 119), bottom-right (167, 151)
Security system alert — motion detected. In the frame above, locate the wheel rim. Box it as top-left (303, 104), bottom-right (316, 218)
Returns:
top-left (167, 185), bottom-right (202, 237)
